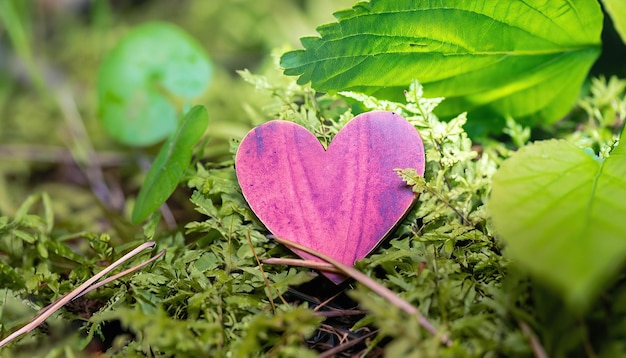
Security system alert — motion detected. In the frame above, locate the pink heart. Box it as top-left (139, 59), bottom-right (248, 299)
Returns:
top-left (235, 111), bottom-right (425, 283)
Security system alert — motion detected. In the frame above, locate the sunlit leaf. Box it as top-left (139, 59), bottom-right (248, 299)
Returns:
top-left (131, 105), bottom-right (209, 225)
top-left (98, 22), bottom-right (212, 146)
top-left (281, 0), bottom-right (602, 134)
top-left (490, 128), bottom-right (626, 310)
top-left (603, 0), bottom-right (626, 45)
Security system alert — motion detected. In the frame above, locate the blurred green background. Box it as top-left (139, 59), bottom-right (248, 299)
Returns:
top-left (0, 0), bottom-right (354, 217)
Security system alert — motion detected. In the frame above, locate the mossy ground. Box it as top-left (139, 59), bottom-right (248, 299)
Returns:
top-left (1, 1), bottom-right (626, 357)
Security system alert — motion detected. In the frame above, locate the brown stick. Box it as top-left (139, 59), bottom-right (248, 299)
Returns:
top-left (262, 257), bottom-right (341, 274)
top-left (519, 321), bottom-right (548, 358)
top-left (0, 241), bottom-right (162, 348)
top-left (318, 330), bottom-right (378, 358)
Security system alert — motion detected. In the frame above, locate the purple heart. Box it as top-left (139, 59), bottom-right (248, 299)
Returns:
top-left (235, 111), bottom-right (425, 283)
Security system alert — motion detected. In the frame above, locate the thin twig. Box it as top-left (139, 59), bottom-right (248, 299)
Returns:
top-left (246, 230), bottom-right (277, 311)
top-left (313, 291), bottom-right (345, 312)
top-left (0, 145), bottom-right (128, 166)
top-left (519, 321), bottom-right (548, 358)
top-left (313, 310), bottom-right (367, 318)
top-left (423, 183), bottom-right (472, 226)
top-left (0, 241), bottom-right (161, 349)
top-left (579, 321), bottom-right (597, 358)
top-left (159, 204), bottom-right (177, 230)
top-left (33, 248), bottom-right (166, 319)
top-left (56, 89), bottom-right (125, 210)
top-left (270, 236), bottom-right (452, 347)
top-left (318, 330), bottom-right (378, 358)
top-left (72, 249), bottom-right (165, 300)
top-left (262, 257), bottom-right (341, 274)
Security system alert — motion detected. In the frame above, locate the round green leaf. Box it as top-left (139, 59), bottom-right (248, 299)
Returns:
top-left (98, 22), bottom-right (212, 146)
top-left (490, 134), bottom-right (626, 310)
top-left (131, 105), bottom-right (209, 225)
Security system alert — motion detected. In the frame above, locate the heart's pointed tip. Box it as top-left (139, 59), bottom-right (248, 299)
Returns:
top-left (323, 271), bottom-right (349, 285)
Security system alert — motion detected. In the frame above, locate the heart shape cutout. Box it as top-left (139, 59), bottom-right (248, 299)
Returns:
top-left (235, 111), bottom-right (425, 283)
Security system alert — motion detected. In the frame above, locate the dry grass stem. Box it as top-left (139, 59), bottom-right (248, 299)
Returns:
top-left (0, 241), bottom-right (162, 349)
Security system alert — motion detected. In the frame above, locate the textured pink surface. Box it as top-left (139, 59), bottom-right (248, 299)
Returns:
top-left (235, 111), bottom-right (425, 283)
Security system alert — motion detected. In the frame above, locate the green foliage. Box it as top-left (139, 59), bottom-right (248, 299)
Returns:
top-left (240, 69), bottom-right (519, 355)
top-left (490, 127), bottom-right (626, 310)
top-left (0, 184), bottom-right (319, 356)
top-left (2, 1), bottom-right (626, 354)
top-left (92, 303), bottom-right (320, 357)
top-left (3, 58), bottom-right (626, 356)
top-left (280, 0), bottom-right (603, 135)
top-left (98, 160), bottom-right (319, 356)
top-left (0, 193), bottom-right (128, 355)
top-left (344, 82), bottom-right (515, 356)
top-left (603, 0), bottom-right (626, 45)
top-left (131, 105), bottom-right (209, 224)
top-left (241, 67), bottom-right (626, 356)
top-left (575, 76), bottom-right (626, 151)
top-left (97, 22), bottom-right (213, 146)
top-left (490, 75), bottom-right (626, 311)
top-left (74, 153), bottom-right (318, 356)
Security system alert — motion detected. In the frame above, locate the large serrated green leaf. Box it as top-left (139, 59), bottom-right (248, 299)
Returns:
top-left (131, 105), bottom-right (209, 225)
top-left (281, 0), bottom-right (602, 133)
top-left (490, 129), bottom-right (626, 310)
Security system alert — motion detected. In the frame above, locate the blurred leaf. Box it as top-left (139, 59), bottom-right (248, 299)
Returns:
top-left (97, 22), bottom-right (212, 146)
top-left (603, 0), bottom-right (626, 45)
top-left (490, 128), bottom-right (626, 310)
top-left (0, 262), bottom-right (25, 290)
top-left (131, 105), bottom-right (209, 225)
top-left (281, 0), bottom-right (602, 134)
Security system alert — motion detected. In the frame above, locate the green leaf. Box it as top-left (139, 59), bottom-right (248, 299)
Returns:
top-left (490, 130), bottom-right (626, 310)
top-left (131, 105), bottom-right (209, 225)
top-left (98, 22), bottom-right (212, 146)
top-left (603, 0), bottom-right (626, 45)
top-left (281, 0), bottom-right (602, 133)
